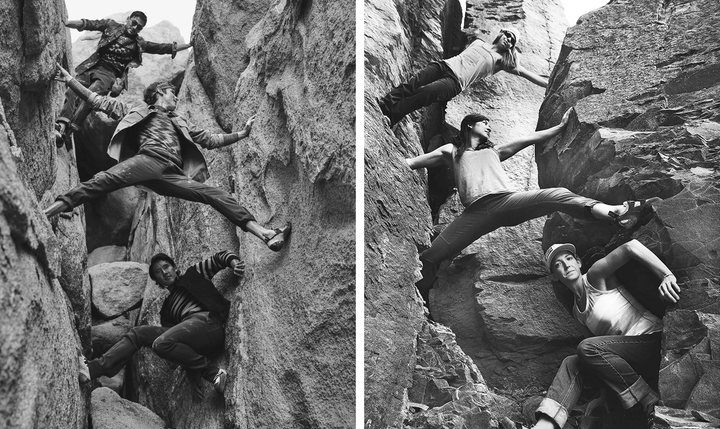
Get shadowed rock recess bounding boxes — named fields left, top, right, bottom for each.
left=366, top=0, right=719, bottom=428
left=0, top=0, right=355, bottom=428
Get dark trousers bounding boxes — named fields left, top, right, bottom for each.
left=88, top=312, right=225, bottom=382
left=379, top=62, right=462, bottom=125
left=537, top=333, right=662, bottom=428
left=56, top=154, right=256, bottom=231
left=57, top=65, right=117, bottom=131
left=416, top=188, right=600, bottom=298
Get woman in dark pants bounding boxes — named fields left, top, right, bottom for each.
left=379, top=29, right=547, bottom=126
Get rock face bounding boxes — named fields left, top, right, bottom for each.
left=91, top=387, right=165, bottom=429
left=535, top=0, right=720, bottom=426
left=364, top=0, right=445, bottom=426
left=90, top=262, right=150, bottom=319
left=0, top=0, right=90, bottom=428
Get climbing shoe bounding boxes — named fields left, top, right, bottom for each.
left=611, top=197, right=662, bottom=229
left=213, top=368, right=227, bottom=394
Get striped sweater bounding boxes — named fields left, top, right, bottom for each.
left=159, top=251, right=241, bottom=327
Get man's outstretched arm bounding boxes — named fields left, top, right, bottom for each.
left=192, top=250, right=244, bottom=280
left=55, top=63, right=130, bottom=120
left=188, top=115, right=256, bottom=150
left=495, top=107, right=572, bottom=161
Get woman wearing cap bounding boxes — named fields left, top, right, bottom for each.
left=502, top=240, right=680, bottom=429
left=378, top=29, right=547, bottom=126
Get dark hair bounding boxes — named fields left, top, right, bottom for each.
left=491, top=30, right=518, bottom=69
left=143, top=81, right=173, bottom=105
left=454, top=113, right=493, bottom=158
left=129, top=11, right=147, bottom=25
left=148, top=252, right=175, bottom=281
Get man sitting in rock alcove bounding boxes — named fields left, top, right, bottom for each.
left=55, top=11, right=193, bottom=149
left=80, top=250, right=244, bottom=395
left=48, top=64, right=291, bottom=251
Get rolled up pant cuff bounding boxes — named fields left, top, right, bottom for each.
left=536, top=397, right=568, bottom=428
left=618, top=377, right=657, bottom=409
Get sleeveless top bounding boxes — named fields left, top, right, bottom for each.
left=443, top=41, right=499, bottom=91
left=573, top=274, right=663, bottom=336
left=451, top=147, right=512, bottom=207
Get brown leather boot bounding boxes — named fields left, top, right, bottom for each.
left=43, top=200, right=71, bottom=217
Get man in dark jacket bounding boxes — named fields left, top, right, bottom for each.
left=48, top=64, right=291, bottom=251
left=80, top=250, right=244, bottom=394
left=56, top=11, right=192, bottom=148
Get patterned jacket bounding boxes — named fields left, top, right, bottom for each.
left=89, top=95, right=238, bottom=183
left=74, top=19, right=176, bottom=90
left=159, top=251, right=241, bottom=327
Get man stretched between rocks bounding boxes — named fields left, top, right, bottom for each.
left=48, top=63, right=291, bottom=251
left=80, top=250, right=245, bottom=394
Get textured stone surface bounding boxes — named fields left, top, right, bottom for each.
left=0, top=104, right=87, bottom=427
left=364, top=0, right=445, bottom=426
left=0, top=2, right=90, bottom=427
left=90, top=262, right=150, bottom=319
left=0, top=0, right=70, bottom=198
left=88, top=245, right=128, bottom=267
left=405, top=322, right=517, bottom=428
left=91, top=316, right=133, bottom=358
left=91, top=387, right=165, bottom=429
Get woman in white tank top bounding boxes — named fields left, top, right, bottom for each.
left=378, top=29, right=548, bottom=126
left=503, top=240, right=681, bottom=429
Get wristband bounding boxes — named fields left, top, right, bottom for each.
left=662, top=273, right=675, bottom=279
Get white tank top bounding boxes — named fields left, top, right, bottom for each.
left=451, top=147, right=512, bottom=207
left=573, top=274, right=663, bottom=336
left=443, top=41, right=499, bottom=91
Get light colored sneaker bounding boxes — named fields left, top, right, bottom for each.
left=213, top=369, right=227, bottom=394
left=78, top=355, right=90, bottom=384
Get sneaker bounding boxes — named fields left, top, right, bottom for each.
left=78, top=355, right=90, bottom=384
left=54, top=124, right=65, bottom=148
left=213, top=368, right=227, bottom=394
left=611, top=197, right=662, bottom=229
left=645, top=404, right=655, bottom=429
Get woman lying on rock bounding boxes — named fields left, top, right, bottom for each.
left=406, top=108, right=660, bottom=305
left=79, top=250, right=245, bottom=395
left=501, top=240, right=680, bottom=429
left=378, top=29, right=547, bottom=126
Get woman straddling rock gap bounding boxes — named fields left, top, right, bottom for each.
left=406, top=108, right=660, bottom=308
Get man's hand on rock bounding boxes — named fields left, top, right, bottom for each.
left=231, top=259, right=245, bottom=278
left=244, top=115, right=256, bottom=135
left=54, top=62, right=72, bottom=83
